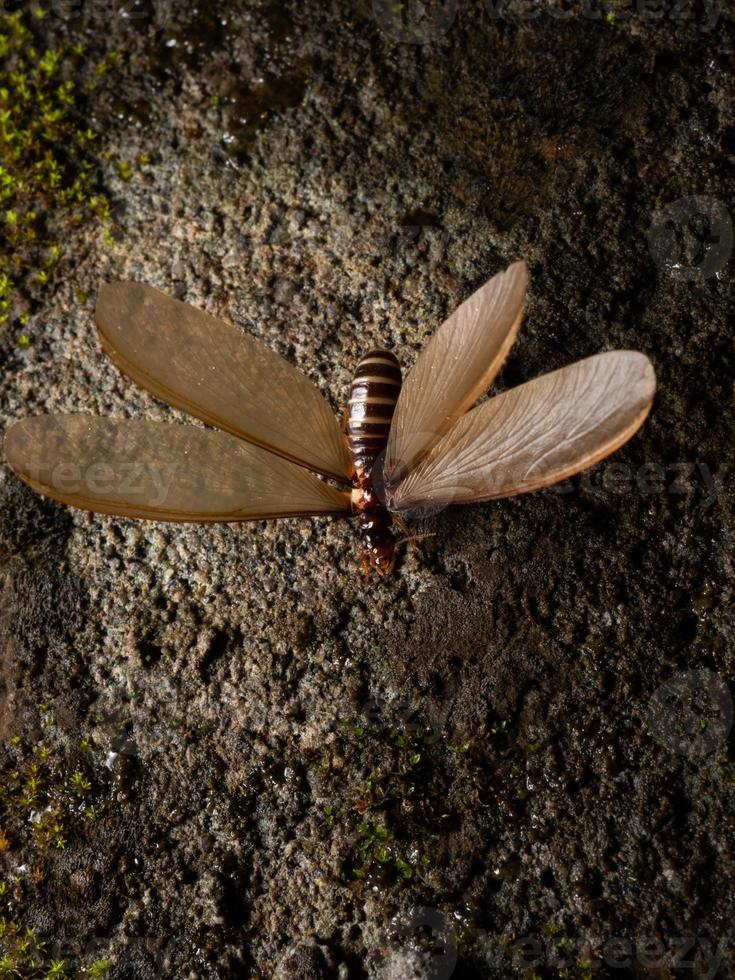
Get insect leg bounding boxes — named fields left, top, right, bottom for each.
left=392, top=515, right=436, bottom=559
left=360, top=551, right=373, bottom=580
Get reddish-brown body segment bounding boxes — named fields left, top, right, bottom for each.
left=347, top=349, right=402, bottom=575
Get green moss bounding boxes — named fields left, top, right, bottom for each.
left=0, top=738, right=106, bottom=857
left=394, top=857, right=413, bottom=879
left=0, top=920, right=51, bottom=978
left=93, top=52, right=119, bottom=79
left=0, top=9, right=115, bottom=333
left=86, top=961, right=113, bottom=979
left=0, top=908, right=114, bottom=978
left=321, top=711, right=446, bottom=886
left=0, top=734, right=118, bottom=978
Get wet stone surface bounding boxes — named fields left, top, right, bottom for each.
left=0, top=1, right=733, bottom=977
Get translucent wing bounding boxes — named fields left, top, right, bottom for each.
left=386, top=351, right=656, bottom=512
left=384, top=261, right=528, bottom=485
left=4, top=416, right=352, bottom=522
left=96, top=283, right=353, bottom=482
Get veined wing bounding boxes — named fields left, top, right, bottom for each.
left=387, top=351, right=656, bottom=512
left=96, top=283, right=353, bottom=482
left=4, top=416, right=352, bottom=522
left=384, top=261, right=528, bottom=485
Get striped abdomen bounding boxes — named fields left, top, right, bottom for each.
left=347, top=349, right=402, bottom=476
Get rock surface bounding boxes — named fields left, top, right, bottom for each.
left=1, top=1, right=733, bottom=977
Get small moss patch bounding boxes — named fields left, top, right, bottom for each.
left=0, top=734, right=117, bottom=977
left=0, top=8, right=111, bottom=336
left=317, top=709, right=447, bottom=887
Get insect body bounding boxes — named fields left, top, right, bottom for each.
left=347, top=350, right=402, bottom=574
left=4, top=262, right=657, bottom=575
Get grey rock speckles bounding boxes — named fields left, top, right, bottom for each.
left=1, top=2, right=733, bottom=977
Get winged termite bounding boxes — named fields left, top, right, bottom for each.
left=4, top=261, right=656, bottom=575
